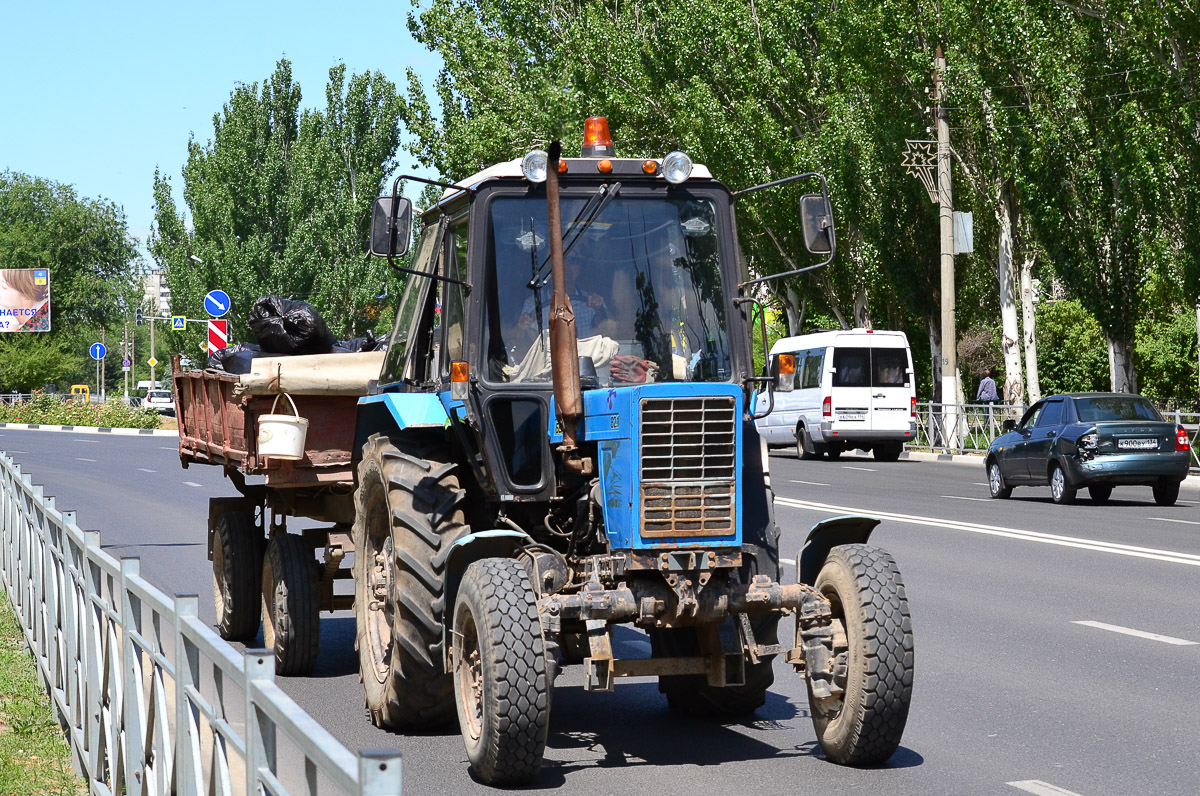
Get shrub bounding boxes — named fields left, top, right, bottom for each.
left=0, top=393, right=161, bottom=429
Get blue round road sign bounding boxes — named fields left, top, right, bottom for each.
left=204, top=289, right=231, bottom=318
left=89, top=343, right=107, bottom=360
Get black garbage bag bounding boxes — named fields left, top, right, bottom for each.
left=336, top=330, right=390, bottom=353
left=206, top=343, right=263, bottom=375
left=248, top=296, right=336, bottom=356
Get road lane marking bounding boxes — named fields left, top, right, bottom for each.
left=776, top=498, right=1200, bottom=567
left=842, top=466, right=876, bottom=472
left=75, top=457, right=97, bottom=462
left=1007, top=781, right=1083, bottom=796
left=942, top=495, right=989, bottom=502
left=182, top=481, right=203, bottom=487
left=789, top=480, right=830, bottom=486
left=974, top=482, right=989, bottom=487
left=138, top=468, right=156, bottom=473
left=1072, top=620, right=1197, bottom=646
left=159, top=446, right=177, bottom=451
left=1148, top=517, right=1200, bottom=526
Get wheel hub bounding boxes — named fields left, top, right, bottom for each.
left=457, top=618, right=484, bottom=741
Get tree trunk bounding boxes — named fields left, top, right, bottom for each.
left=853, top=286, right=871, bottom=329
left=1019, top=253, right=1041, bottom=403
left=1108, top=336, right=1137, bottom=393
left=928, top=314, right=942, bottom=403
left=783, top=283, right=803, bottom=336
left=820, top=272, right=850, bottom=330
left=997, top=187, right=1024, bottom=414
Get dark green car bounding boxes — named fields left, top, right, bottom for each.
left=984, top=393, right=1192, bottom=505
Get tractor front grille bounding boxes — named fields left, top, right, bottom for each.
left=639, top=396, right=736, bottom=538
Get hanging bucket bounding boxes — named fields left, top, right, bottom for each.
left=257, top=393, right=309, bottom=460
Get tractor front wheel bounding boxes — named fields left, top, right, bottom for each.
left=452, top=558, right=549, bottom=786
left=807, top=544, right=913, bottom=765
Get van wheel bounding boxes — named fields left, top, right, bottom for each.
left=797, top=426, right=820, bottom=460
left=873, top=442, right=903, bottom=462
left=826, top=444, right=842, bottom=461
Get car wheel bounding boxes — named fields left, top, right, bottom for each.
left=987, top=461, right=1012, bottom=499
left=1050, top=464, right=1076, bottom=505
left=1153, top=481, right=1180, bottom=507
left=1087, top=485, right=1112, bottom=504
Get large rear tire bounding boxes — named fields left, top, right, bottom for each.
left=212, top=511, right=263, bottom=642
left=453, top=558, right=549, bottom=786
left=352, top=434, right=469, bottom=730
left=261, top=534, right=320, bottom=676
left=807, top=544, right=912, bottom=765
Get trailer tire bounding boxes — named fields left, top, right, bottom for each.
left=212, top=511, right=263, bottom=642
left=353, top=434, right=469, bottom=730
left=807, top=544, right=912, bottom=765
left=261, top=534, right=320, bottom=676
left=452, top=558, right=549, bottom=785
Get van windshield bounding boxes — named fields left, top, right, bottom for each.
left=832, top=347, right=907, bottom=388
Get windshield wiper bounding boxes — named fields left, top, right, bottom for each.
left=527, top=182, right=622, bottom=289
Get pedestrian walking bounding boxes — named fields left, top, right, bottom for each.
left=977, top=368, right=998, bottom=404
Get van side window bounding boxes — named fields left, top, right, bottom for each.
left=833, top=348, right=869, bottom=387
left=802, top=350, right=823, bottom=389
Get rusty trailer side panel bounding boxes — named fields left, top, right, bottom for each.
left=174, top=364, right=359, bottom=487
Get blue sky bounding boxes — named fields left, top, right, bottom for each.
left=2, top=0, right=441, bottom=259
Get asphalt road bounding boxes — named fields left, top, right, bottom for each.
left=3, top=427, right=1199, bottom=795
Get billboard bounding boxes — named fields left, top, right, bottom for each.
left=0, top=268, right=51, bottom=332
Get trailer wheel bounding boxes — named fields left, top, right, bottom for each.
left=261, top=534, right=320, bottom=676
left=807, top=544, right=912, bottom=765
left=352, top=434, right=469, bottom=730
left=452, top=558, right=549, bottom=785
left=212, top=511, right=263, bottom=641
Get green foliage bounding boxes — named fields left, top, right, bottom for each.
left=1136, top=309, right=1197, bottom=405
left=150, top=59, right=408, bottom=353
left=0, top=393, right=161, bottom=429
left=0, top=336, right=81, bottom=392
left=0, top=597, right=86, bottom=794
left=1034, top=300, right=1109, bottom=395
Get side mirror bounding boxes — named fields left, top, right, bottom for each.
left=1002, top=419, right=1016, bottom=431
left=370, top=196, right=413, bottom=258
left=799, top=193, right=834, bottom=255
left=773, top=354, right=796, bottom=393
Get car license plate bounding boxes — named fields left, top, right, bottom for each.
left=838, top=413, right=865, bottom=421
left=1117, top=438, right=1158, bottom=450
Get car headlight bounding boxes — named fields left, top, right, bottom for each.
left=661, top=151, right=693, bottom=184
left=522, top=150, right=549, bottom=183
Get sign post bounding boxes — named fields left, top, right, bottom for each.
left=89, top=342, right=106, bottom=403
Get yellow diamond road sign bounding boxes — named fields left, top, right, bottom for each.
left=148, top=357, right=158, bottom=367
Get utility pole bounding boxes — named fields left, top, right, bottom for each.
left=934, top=45, right=961, bottom=450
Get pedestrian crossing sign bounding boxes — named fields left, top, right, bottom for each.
left=172, top=315, right=186, bottom=330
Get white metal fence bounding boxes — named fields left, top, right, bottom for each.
left=913, top=402, right=1200, bottom=469
left=0, top=451, right=403, bottom=795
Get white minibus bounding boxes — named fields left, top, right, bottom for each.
left=756, top=329, right=916, bottom=461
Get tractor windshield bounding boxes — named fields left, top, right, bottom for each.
left=484, top=193, right=733, bottom=385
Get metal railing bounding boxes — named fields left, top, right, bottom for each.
left=913, top=402, right=1200, bottom=469
left=0, top=451, right=403, bottom=795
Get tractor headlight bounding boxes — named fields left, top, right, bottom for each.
left=661, top=151, right=693, bottom=184
left=522, top=150, right=549, bottom=183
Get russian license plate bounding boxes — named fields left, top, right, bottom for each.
left=838, top=413, right=865, bottom=421
left=1117, top=438, right=1158, bottom=450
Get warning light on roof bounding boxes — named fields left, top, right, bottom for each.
left=581, top=117, right=615, bottom=158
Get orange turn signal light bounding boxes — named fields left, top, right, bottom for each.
left=777, top=354, right=795, bottom=376
left=558, top=160, right=568, bottom=173
left=597, top=159, right=613, bottom=173
left=451, top=361, right=469, bottom=382
left=642, top=160, right=657, bottom=174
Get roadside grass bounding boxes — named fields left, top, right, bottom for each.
left=0, top=596, right=85, bottom=795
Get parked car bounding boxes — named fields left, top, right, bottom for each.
left=984, top=392, right=1191, bottom=505
left=143, top=389, right=175, bottom=416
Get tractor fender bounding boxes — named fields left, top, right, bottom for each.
left=442, top=528, right=535, bottom=634
left=797, top=514, right=882, bottom=585
left=354, top=393, right=450, bottom=452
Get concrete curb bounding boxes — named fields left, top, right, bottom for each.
left=0, top=422, right=178, bottom=437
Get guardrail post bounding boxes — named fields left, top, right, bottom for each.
left=358, top=750, right=404, bottom=796
left=121, top=557, right=146, bottom=796
left=83, top=529, right=105, bottom=783
left=244, top=649, right=277, bottom=795
left=174, top=595, right=201, bottom=796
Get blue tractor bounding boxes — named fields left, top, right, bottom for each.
left=354, top=119, right=913, bottom=784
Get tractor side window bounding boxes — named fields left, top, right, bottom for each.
left=440, top=219, right=469, bottom=377
left=380, top=222, right=443, bottom=388
left=802, top=350, right=823, bottom=389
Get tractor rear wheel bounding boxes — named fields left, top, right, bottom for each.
left=261, top=534, right=320, bottom=676
left=352, top=434, right=469, bottom=730
left=212, top=510, right=263, bottom=641
left=807, top=544, right=912, bottom=765
left=452, top=558, right=549, bottom=785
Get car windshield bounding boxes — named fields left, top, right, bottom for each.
left=484, top=193, right=732, bottom=385
left=1073, top=395, right=1162, bottom=422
